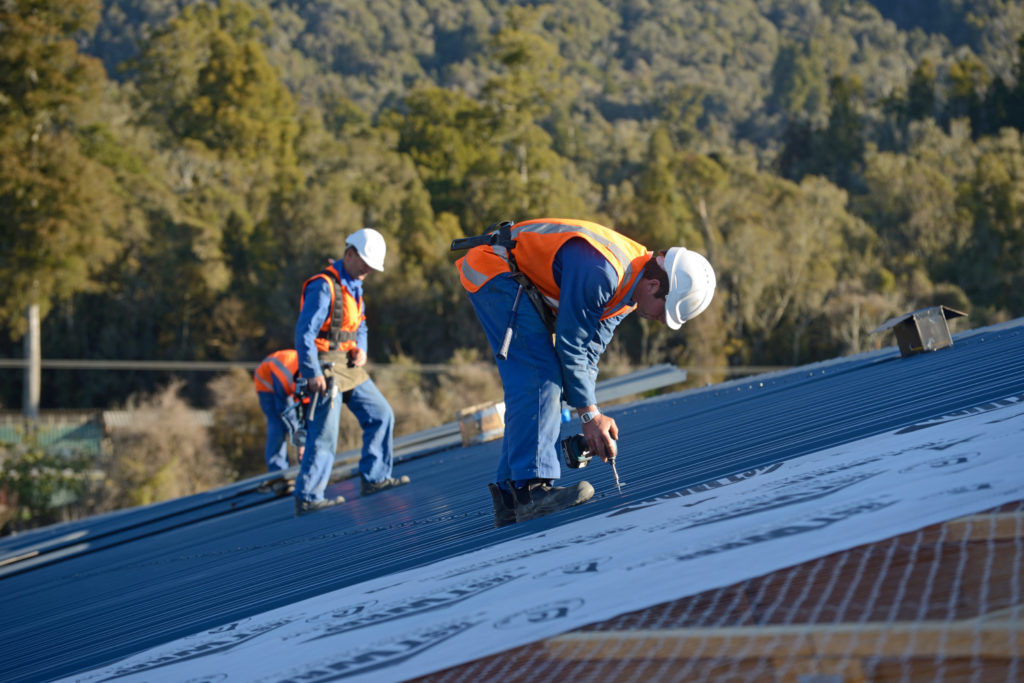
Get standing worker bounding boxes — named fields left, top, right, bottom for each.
left=253, top=348, right=305, bottom=472
left=455, top=218, right=716, bottom=526
left=293, top=228, right=410, bottom=516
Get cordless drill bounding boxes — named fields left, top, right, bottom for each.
left=561, top=433, right=622, bottom=493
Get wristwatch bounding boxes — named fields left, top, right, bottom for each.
left=580, top=409, right=600, bottom=424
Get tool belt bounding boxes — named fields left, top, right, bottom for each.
left=318, top=351, right=369, bottom=393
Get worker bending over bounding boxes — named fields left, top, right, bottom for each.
left=254, top=348, right=305, bottom=473
left=456, top=218, right=715, bottom=526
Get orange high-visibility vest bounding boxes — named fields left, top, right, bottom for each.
left=254, top=349, right=300, bottom=395
left=299, top=264, right=364, bottom=353
left=457, top=218, right=651, bottom=320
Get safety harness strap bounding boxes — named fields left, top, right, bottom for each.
left=321, top=268, right=358, bottom=351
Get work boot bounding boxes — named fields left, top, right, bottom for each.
left=509, top=478, right=595, bottom=523
left=294, top=495, right=346, bottom=516
left=360, top=474, right=411, bottom=496
left=258, top=477, right=293, bottom=496
left=488, top=483, right=516, bottom=528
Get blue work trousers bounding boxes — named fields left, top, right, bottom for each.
left=469, top=273, right=563, bottom=485
left=258, top=392, right=290, bottom=472
left=294, top=378, right=395, bottom=502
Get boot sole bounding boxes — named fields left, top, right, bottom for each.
left=360, top=476, right=411, bottom=496
left=294, top=496, right=346, bottom=516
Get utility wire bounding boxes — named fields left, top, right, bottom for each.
left=0, top=358, right=785, bottom=376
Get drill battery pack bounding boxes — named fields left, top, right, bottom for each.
left=560, top=433, right=592, bottom=469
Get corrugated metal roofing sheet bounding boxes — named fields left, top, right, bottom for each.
left=2, top=318, right=1023, bottom=682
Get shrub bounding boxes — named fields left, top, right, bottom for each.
left=208, top=368, right=274, bottom=479
left=100, top=381, right=231, bottom=510
left=0, top=431, right=95, bottom=535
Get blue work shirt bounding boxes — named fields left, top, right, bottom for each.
left=552, top=238, right=640, bottom=408
left=294, top=261, right=368, bottom=381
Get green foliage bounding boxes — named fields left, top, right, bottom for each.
left=0, top=429, right=94, bottom=533
left=208, top=368, right=268, bottom=479
left=393, top=87, right=487, bottom=217
left=103, top=382, right=231, bottom=509
left=2, top=0, right=1024, bottom=421
left=955, top=129, right=1024, bottom=316
left=769, top=39, right=828, bottom=122
left=0, top=0, right=125, bottom=338
left=780, top=75, right=868, bottom=188
left=130, top=1, right=298, bottom=167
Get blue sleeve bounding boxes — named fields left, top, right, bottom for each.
left=554, top=240, right=623, bottom=408
left=357, top=302, right=368, bottom=352
left=295, top=278, right=332, bottom=379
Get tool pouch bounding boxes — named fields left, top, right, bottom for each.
left=318, top=351, right=369, bottom=392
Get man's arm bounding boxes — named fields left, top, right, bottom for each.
left=295, top=277, right=332, bottom=391
left=554, top=240, right=621, bottom=460
left=350, top=307, right=369, bottom=367
left=554, top=240, right=617, bottom=406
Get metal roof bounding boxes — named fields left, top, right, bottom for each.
left=2, top=318, right=1024, bottom=682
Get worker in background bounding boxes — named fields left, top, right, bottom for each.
left=253, top=348, right=305, bottom=472
left=293, top=228, right=410, bottom=516
left=456, top=218, right=716, bottom=527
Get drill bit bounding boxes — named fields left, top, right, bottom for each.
left=607, top=439, right=622, bottom=494
left=610, top=458, right=622, bottom=495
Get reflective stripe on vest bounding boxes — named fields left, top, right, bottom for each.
left=456, top=218, right=650, bottom=320
left=254, top=349, right=300, bottom=395
left=300, top=265, right=363, bottom=353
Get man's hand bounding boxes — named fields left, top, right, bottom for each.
left=308, top=376, right=328, bottom=395
left=348, top=348, right=367, bottom=367
left=581, top=411, right=619, bottom=462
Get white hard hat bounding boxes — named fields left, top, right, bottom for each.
left=663, top=247, right=716, bottom=330
left=345, top=228, right=386, bottom=271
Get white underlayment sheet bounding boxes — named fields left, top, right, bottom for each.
left=65, top=395, right=1024, bottom=682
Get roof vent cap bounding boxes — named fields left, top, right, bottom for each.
left=871, top=305, right=967, bottom=358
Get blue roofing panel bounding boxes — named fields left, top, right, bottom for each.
left=2, top=318, right=1023, bottom=682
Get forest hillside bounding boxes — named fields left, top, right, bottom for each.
left=2, top=0, right=1023, bottom=411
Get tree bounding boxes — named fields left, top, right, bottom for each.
left=820, top=75, right=867, bottom=190
left=855, top=149, right=962, bottom=271
left=905, top=58, right=939, bottom=123
left=624, top=126, right=700, bottom=250
left=0, top=0, right=124, bottom=338
left=769, top=39, right=828, bottom=123
left=947, top=52, right=993, bottom=135
left=714, top=167, right=872, bottom=364
left=457, top=11, right=591, bottom=226
left=115, top=1, right=307, bottom=364
left=955, top=129, right=1024, bottom=316
left=392, top=87, right=487, bottom=218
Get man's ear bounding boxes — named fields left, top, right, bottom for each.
left=645, top=276, right=664, bottom=299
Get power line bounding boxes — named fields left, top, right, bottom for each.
left=0, top=359, right=466, bottom=372
left=0, top=358, right=258, bottom=371
left=0, top=358, right=786, bottom=376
